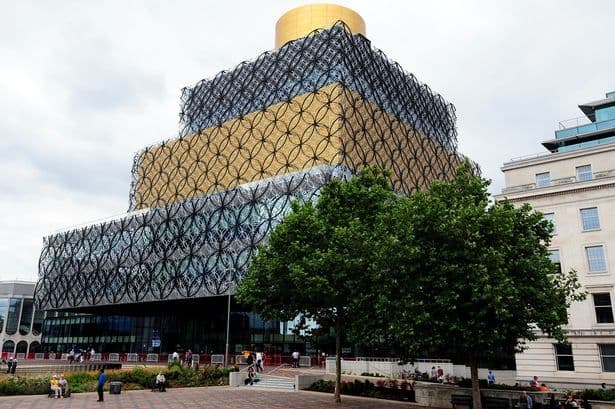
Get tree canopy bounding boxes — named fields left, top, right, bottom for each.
left=236, top=167, right=397, bottom=403
left=356, top=161, right=585, bottom=407
left=238, top=162, right=585, bottom=406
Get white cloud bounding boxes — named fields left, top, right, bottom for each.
left=1, top=0, right=614, bottom=281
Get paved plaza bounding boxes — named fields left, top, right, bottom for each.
left=0, top=386, right=427, bottom=409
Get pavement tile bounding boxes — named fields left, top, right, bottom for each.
left=0, top=386, right=429, bottom=409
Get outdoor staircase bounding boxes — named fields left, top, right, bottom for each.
left=249, top=375, right=295, bottom=391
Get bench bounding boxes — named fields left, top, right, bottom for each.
left=452, top=394, right=473, bottom=409
left=483, top=397, right=510, bottom=409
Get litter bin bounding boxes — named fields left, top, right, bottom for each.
left=109, top=381, right=122, bottom=394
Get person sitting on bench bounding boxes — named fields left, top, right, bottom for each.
left=50, top=375, right=63, bottom=398
left=155, top=373, right=166, bottom=392
left=59, top=374, right=69, bottom=397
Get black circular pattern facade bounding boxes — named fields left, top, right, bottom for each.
left=35, top=23, right=474, bottom=310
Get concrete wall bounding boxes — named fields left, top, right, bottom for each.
left=326, top=359, right=516, bottom=385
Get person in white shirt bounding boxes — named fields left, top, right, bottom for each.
left=291, top=351, right=300, bottom=368
left=255, top=352, right=263, bottom=372
left=155, top=373, right=166, bottom=392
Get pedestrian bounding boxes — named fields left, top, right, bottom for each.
left=430, top=366, right=437, bottom=380
left=564, top=392, right=578, bottom=409
left=172, top=350, right=179, bottom=363
left=549, top=393, right=560, bottom=409
left=6, top=356, right=13, bottom=374
left=185, top=349, right=193, bottom=368
left=529, top=375, right=539, bottom=388
left=602, top=383, right=608, bottom=391
left=291, top=350, right=300, bottom=368
left=487, top=370, right=496, bottom=384
left=256, top=351, right=263, bottom=372
left=520, top=391, right=533, bottom=409
left=437, top=365, right=444, bottom=382
left=10, top=358, right=17, bottom=374
left=247, top=350, right=254, bottom=365
left=97, top=368, right=107, bottom=402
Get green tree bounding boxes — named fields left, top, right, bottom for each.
left=236, top=167, right=397, bottom=404
left=361, top=161, right=585, bottom=408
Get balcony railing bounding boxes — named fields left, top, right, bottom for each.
left=502, top=169, right=615, bottom=194
left=555, top=118, right=615, bottom=140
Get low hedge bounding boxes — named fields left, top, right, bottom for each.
left=0, top=364, right=238, bottom=396
left=583, top=389, right=615, bottom=401
left=308, top=379, right=415, bottom=402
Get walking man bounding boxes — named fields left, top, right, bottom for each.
left=97, top=368, right=107, bottom=402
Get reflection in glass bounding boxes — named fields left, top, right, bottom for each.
left=5, top=298, right=22, bottom=335
left=19, top=299, right=34, bottom=335
left=32, top=309, right=45, bottom=336
left=0, top=298, right=8, bottom=334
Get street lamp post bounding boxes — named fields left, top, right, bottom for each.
left=224, top=290, right=231, bottom=368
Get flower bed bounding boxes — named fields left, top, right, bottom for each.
left=0, top=364, right=238, bottom=396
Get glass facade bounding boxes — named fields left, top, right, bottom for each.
left=31, top=308, right=44, bottom=336
left=596, top=105, right=615, bottom=122
left=19, top=299, right=33, bottom=335
left=5, top=298, right=22, bottom=335
left=0, top=298, right=8, bottom=334
left=41, top=297, right=328, bottom=355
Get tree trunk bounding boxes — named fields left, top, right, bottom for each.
left=334, top=314, right=342, bottom=404
left=470, top=353, right=482, bottom=409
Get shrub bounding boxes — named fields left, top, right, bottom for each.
left=584, top=389, right=615, bottom=401
left=0, top=364, right=237, bottom=396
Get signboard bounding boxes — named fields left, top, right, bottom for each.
left=152, top=339, right=161, bottom=347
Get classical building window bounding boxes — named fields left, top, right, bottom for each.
left=576, top=165, right=592, bottom=181
left=549, top=249, right=562, bottom=274
left=543, top=213, right=556, bottom=234
left=536, top=172, right=551, bottom=188
left=580, top=207, right=600, bottom=231
left=554, top=343, right=575, bottom=371
left=593, top=293, right=615, bottom=323
left=600, top=344, right=615, bottom=372
left=586, top=245, right=607, bottom=273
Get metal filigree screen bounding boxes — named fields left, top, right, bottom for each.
left=35, top=23, right=470, bottom=310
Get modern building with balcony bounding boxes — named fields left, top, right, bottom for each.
left=0, top=281, right=44, bottom=357
left=496, top=91, right=615, bottom=387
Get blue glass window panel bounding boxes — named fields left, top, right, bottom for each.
left=576, top=165, right=592, bottom=181
left=536, top=172, right=551, bottom=188
left=596, top=106, right=615, bottom=122
left=0, top=298, right=8, bottom=334
left=5, top=298, right=22, bottom=335
left=558, top=136, right=615, bottom=153
left=581, top=207, right=600, bottom=231
left=586, top=246, right=607, bottom=273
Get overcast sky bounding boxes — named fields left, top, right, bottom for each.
left=1, top=0, right=614, bottom=282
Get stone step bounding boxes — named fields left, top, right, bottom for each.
left=248, top=375, right=295, bottom=390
